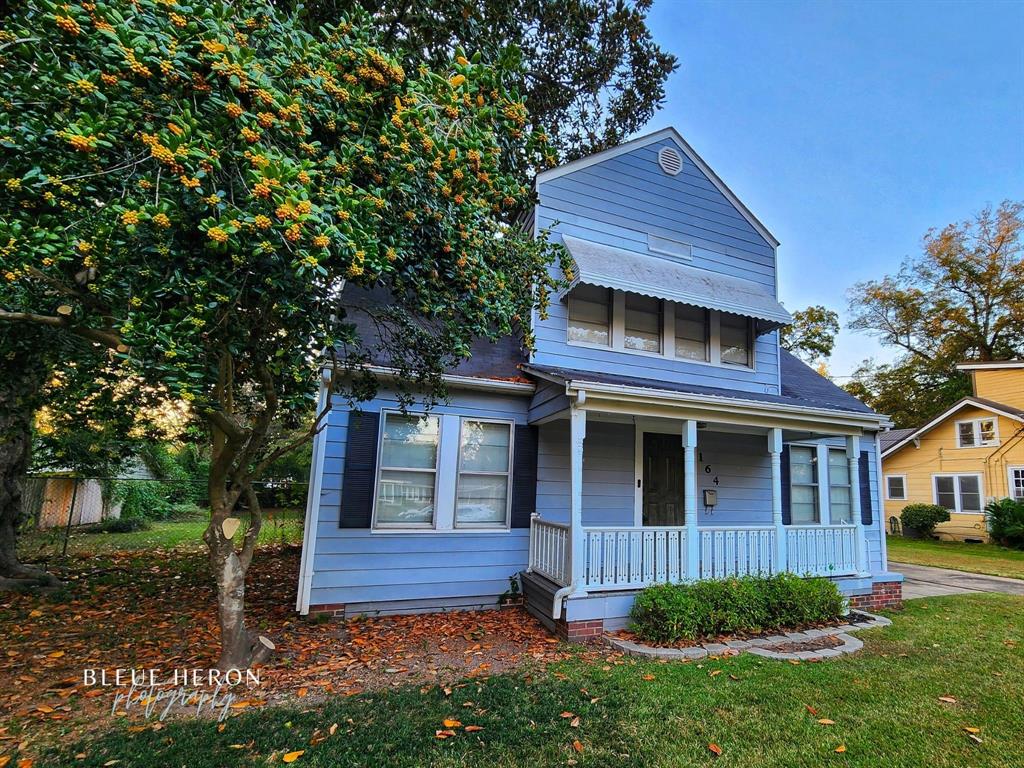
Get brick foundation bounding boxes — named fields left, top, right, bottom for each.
left=307, top=603, right=346, bottom=619
left=555, top=618, right=604, bottom=642
left=847, top=581, right=902, bottom=611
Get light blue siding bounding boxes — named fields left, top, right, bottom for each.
left=308, top=387, right=532, bottom=615
left=536, top=421, right=635, bottom=527
left=533, top=136, right=781, bottom=394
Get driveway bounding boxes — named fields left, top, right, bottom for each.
left=893, top=562, right=1024, bottom=599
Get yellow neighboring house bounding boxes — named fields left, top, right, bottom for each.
left=881, top=361, right=1024, bottom=542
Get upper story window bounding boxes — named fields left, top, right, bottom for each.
left=956, top=418, right=998, bottom=448
left=720, top=312, right=752, bottom=367
left=624, top=293, right=662, bottom=353
left=567, top=284, right=611, bottom=347
left=675, top=305, right=708, bottom=361
left=375, top=413, right=440, bottom=528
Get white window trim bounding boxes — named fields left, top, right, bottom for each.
left=566, top=288, right=756, bottom=372
left=371, top=409, right=441, bottom=531
left=1008, top=466, right=1024, bottom=501
left=885, top=474, right=908, bottom=501
left=932, top=473, right=985, bottom=514
left=955, top=417, right=999, bottom=448
left=454, top=417, right=514, bottom=530
left=566, top=285, right=612, bottom=350
left=788, top=442, right=822, bottom=525
left=826, top=447, right=853, bottom=525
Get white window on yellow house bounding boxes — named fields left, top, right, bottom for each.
left=885, top=475, right=907, bottom=501
left=1009, top=467, right=1024, bottom=501
left=933, top=474, right=983, bottom=514
left=955, top=418, right=998, bottom=448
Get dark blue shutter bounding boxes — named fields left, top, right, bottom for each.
left=780, top=445, right=791, bottom=525
left=339, top=411, right=380, bottom=528
left=858, top=450, right=873, bottom=526
left=510, top=425, right=538, bottom=528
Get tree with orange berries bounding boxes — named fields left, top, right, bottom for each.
left=0, top=0, right=567, bottom=669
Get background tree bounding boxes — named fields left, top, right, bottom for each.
left=780, top=304, right=840, bottom=366
left=845, top=201, right=1023, bottom=426
left=0, top=1, right=567, bottom=669
left=303, top=0, right=678, bottom=161
left=842, top=357, right=971, bottom=428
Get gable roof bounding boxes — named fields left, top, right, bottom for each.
left=880, top=396, right=1024, bottom=458
left=535, top=127, right=780, bottom=248
left=778, top=350, right=878, bottom=414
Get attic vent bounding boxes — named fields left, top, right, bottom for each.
left=657, top=146, right=683, bottom=176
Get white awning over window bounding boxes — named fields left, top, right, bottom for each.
left=560, top=235, right=793, bottom=330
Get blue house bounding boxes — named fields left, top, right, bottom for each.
left=295, top=128, right=902, bottom=639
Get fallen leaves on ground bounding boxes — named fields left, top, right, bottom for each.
left=1, top=546, right=608, bottom=763
left=708, top=743, right=723, bottom=756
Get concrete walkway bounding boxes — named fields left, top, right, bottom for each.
left=893, top=562, right=1024, bottom=599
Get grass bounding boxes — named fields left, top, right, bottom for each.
left=887, top=535, right=1024, bottom=580
left=18, top=511, right=303, bottom=561
left=51, top=593, right=1024, bottom=768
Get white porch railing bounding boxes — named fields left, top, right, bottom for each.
left=582, top=527, right=688, bottom=590
left=529, top=518, right=861, bottom=590
left=698, top=526, right=776, bottom=579
left=528, top=517, right=570, bottom=586
left=786, top=525, right=858, bottom=577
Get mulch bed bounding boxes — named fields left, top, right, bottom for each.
left=768, top=635, right=844, bottom=654
left=0, top=545, right=615, bottom=759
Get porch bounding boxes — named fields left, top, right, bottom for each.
left=521, top=380, right=886, bottom=626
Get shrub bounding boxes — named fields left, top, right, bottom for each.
left=900, top=504, right=951, bottom=537
left=87, top=517, right=151, bottom=534
left=630, top=574, right=845, bottom=644
left=112, top=480, right=172, bottom=520
left=986, top=498, right=1024, bottom=549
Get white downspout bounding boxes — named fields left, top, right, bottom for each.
left=295, top=369, right=331, bottom=614
left=874, top=431, right=890, bottom=574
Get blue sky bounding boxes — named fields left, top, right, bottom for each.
left=642, top=0, right=1024, bottom=378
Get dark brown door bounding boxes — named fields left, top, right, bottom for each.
left=643, top=432, right=685, bottom=527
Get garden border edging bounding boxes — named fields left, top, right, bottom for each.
left=603, top=610, right=891, bottom=661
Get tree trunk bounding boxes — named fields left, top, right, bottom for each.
left=0, top=341, right=60, bottom=591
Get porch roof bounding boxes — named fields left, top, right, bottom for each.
left=559, top=235, right=793, bottom=330
left=524, top=351, right=887, bottom=426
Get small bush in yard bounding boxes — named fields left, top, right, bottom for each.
left=986, top=498, right=1024, bottom=549
left=900, top=503, right=951, bottom=537
left=630, top=574, right=845, bottom=644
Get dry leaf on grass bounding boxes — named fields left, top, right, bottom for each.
left=572, top=740, right=584, bottom=753
left=818, top=719, right=835, bottom=725
left=834, top=745, right=847, bottom=754
left=708, top=743, right=723, bottom=756
left=938, top=696, right=958, bottom=704
left=282, top=751, right=305, bottom=763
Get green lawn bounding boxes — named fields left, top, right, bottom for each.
left=887, top=535, right=1024, bottom=580
left=19, top=512, right=303, bottom=561
left=54, top=593, right=1024, bottom=768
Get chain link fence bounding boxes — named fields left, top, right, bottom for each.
left=18, top=475, right=307, bottom=561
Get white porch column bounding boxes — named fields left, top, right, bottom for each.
left=769, top=428, right=787, bottom=574
left=569, top=405, right=588, bottom=593
left=683, top=420, right=700, bottom=580
left=847, top=435, right=869, bottom=576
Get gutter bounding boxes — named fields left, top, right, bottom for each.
left=329, top=363, right=535, bottom=395
left=295, top=369, right=331, bottom=615
left=539, top=373, right=891, bottom=430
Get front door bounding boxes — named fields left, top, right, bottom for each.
left=643, top=432, right=686, bottom=526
